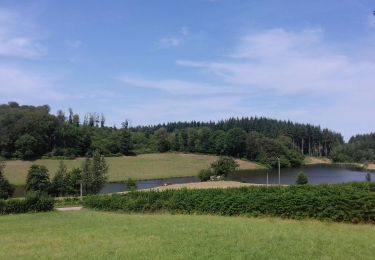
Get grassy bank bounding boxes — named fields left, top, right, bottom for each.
left=304, top=156, right=332, bottom=165
left=0, top=210, right=373, bottom=259
left=304, top=156, right=375, bottom=172
left=3, top=153, right=265, bottom=185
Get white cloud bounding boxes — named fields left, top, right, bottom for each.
left=118, top=75, right=247, bottom=96
left=0, top=66, right=67, bottom=102
left=0, top=8, right=47, bottom=59
left=177, top=29, right=375, bottom=98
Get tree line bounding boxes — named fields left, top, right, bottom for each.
left=0, top=151, right=108, bottom=199
left=331, top=133, right=375, bottom=163
left=133, top=117, right=344, bottom=157
left=0, top=102, right=347, bottom=168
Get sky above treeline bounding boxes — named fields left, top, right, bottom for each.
left=0, top=0, right=374, bottom=140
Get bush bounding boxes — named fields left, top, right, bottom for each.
left=0, top=160, right=14, bottom=199
left=126, top=178, right=137, bottom=191
left=296, top=172, right=308, bottom=185
left=211, top=157, right=239, bottom=177
left=198, top=169, right=212, bottom=182
left=0, top=192, right=54, bottom=215
left=84, top=182, right=375, bottom=223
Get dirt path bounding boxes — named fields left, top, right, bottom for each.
left=55, top=207, right=83, bottom=212
left=151, top=181, right=271, bottom=191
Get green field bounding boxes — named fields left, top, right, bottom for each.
left=0, top=210, right=374, bottom=259
left=3, top=153, right=265, bottom=185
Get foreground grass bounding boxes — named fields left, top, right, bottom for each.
left=0, top=210, right=374, bottom=259
left=3, top=153, right=265, bottom=185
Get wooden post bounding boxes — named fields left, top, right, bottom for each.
left=80, top=182, right=83, bottom=201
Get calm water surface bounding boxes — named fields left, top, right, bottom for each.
left=12, top=165, right=374, bottom=197
left=228, top=166, right=375, bottom=185
left=100, top=165, right=374, bottom=194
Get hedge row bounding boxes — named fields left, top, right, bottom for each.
left=0, top=192, right=54, bottom=215
left=84, top=182, right=375, bottom=223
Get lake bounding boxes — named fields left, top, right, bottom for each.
left=12, top=165, right=374, bottom=197
left=100, top=165, right=374, bottom=194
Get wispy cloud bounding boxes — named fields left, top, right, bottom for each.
left=175, top=28, right=375, bottom=138
left=0, top=66, right=67, bottom=102
left=118, top=74, right=251, bottom=97
left=177, top=29, right=375, bottom=96
left=158, top=37, right=182, bottom=48
left=0, top=8, right=47, bottom=59
left=66, top=40, right=83, bottom=49
left=157, top=26, right=190, bottom=49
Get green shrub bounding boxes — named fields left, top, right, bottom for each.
left=126, top=178, right=137, bottom=191
left=0, top=160, right=14, bottom=199
left=296, top=172, right=308, bottom=185
left=198, top=169, right=212, bottom=182
left=0, top=192, right=54, bottom=215
left=84, top=182, right=375, bottom=223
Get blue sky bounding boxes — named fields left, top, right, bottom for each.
left=0, top=0, right=374, bottom=140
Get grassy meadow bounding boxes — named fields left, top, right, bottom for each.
left=3, top=153, right=266, bottom=185
left=0, top=210, right=374, bottom=259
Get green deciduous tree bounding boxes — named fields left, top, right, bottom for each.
left=51, top=161, right=68, bottom=197
left=15, top=134, right=39, bottom=159
left=225, top=128, right=247, bottom=157
left=211, top=157, right=239, bottom=177
left=26, top=165, right=51, bottom=193
left=65, top=168, right=82, bottom=195
left=154, top=128, right=170, bottom=152
left=81, top=150, right=108, bottom=195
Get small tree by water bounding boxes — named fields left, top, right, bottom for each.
left=211, top=157, right=239, bottom=177
left=126, top=178, right=137, bottom=191
left=296, top=172, right=308, bottom=185
left=365, top=173, right=371, bottom=182
left=198, top=168, right=212, bottom=182
left=81, top=150, right=108, bottom=195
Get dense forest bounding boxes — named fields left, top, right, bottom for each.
left=0, top=101, right=361, bottom=168
left=331, top=133, right=375, bottom=163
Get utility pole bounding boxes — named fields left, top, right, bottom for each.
left=80, top=181, right=83, bottom=201
left=266, top=172, right=269, bottom=187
